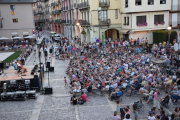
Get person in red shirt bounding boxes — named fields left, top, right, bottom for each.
left=78, top=92, right=87, bottom=104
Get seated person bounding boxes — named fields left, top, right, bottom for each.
left=109, top=90, right=122, bottom=101
left=126, top=81, right=141, bottom=96
left=70, top=94, right=78, bottom=105
left=78, top=92, right=87, bottom=104
left=172, top=86, right=180, bottom=103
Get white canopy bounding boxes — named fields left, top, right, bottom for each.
left=24, top=36, right=36, bottom=39
left=13, top=37, right=24, bottom=39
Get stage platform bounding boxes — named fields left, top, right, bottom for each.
left=0, top=65, right=35, bottom=81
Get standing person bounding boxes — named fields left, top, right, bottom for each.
left=6, top=62, right=9, bottom=69
left=153, top=89, right=160, bottom=110
left=64, top=77, right=68, bottom=87
left=145, top=37, right=148, bottom=46
left=113, top=111, right=121, bottom=120
left=133, top=104, right=138, bottom=120
left=116, top=101, right=123, bottom=115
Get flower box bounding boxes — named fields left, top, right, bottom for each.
left=137, top=22, right=148, bottom=26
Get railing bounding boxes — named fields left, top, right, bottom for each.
left=50, top=20, right=54, bottom=23
left=62, top=20, right=66, bottom=24
left=99, top=0, right=110, bottom=7
left=37, top=11, right=43, bottom=14
left=74, top=3, right=77, bottom=8
left=57, top=10, right=61, bottom=14
left=55, top=19, right=61, bottom=23
left=100, top=19, right=110, bottom=26
left=66, top=6, right=68, bottom=10
left=169, top=21, right=180, bottom=28
left=69, top=5, right=71, bottom=10
left=51, top=2, right=55, bottom=7
left=170, top=5, right=180, bottom=11
left=79, top=20, right=90, bottom=26
left=37, top=4, right=42, bottom=8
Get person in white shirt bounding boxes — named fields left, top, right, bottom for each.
left=148, top=112, right=156, bottom=120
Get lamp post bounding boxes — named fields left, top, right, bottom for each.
left=98, top=7, right=101, bottom=40
left=168, top=27, right=171, bottom=47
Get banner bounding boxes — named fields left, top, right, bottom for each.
left=11, top=9, right=15, bottom=15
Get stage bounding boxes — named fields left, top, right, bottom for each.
left=0, top=65, right=44, bottom=90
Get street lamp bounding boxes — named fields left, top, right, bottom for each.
left=76, top=22, right=80, bottom=26
left=98, top=7, right=101, bottom=40
left=168, top=27, right=171, bottom=46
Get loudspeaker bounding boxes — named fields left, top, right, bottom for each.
left=34, top=75, right=38, bottom=78
left=49, top=49, right=52, bottom=53
left=45, top=51, right=47, bottom=57
left=49, top=67, right=54, bottom=72
left=44, top=87, right=53, bottom=94
left=46, top=62, right=50, bottom=69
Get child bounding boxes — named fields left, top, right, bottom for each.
left=6, top=62, right=9, bottom=69
left=64, top=77, right=68, bottom=87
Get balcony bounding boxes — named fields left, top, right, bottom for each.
left=55, top=19, right=62, bottom=23
left=37, top=11, right=43, bottom=14
left=71, top=5, right=73, bottom=9
left=62, top=20, right=66, bottom=24
left=37, top=4, right=42, bottom=8
left=99, top=19, right=110, bottom=26
left=79, top=20, right=90, bottom=26
left=74, top=3, right=77, bottom=8
left=99, top=0, right=110, bottom=7
left=35, top=19, right=45, bottom=23
left=170, top=5, right=180, bottom=13
left=50, top=20, right=54, bottom=23
left=51, top=2, right=55, bottom=7
left=56, top=10, right=61, bottom=14
left=66, top=6, right=68, bottom=10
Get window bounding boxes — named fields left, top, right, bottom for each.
left=125, top=0, right=128, bottom=8
left=136, top=16, right=146, bottom=24
left=135, top=0, right=141, bottom=5
left=115, top=10, right=118, bottom=19
left=148, top=0, right=154, bottom=5
left=160, top=0, right=166, bottom=4
left=124, top=17, right=126, bottom=23
left=10, top=5, right=15, bottom=9
left=127, top=17, right=129, bottom=25
left=13, top=18, right=18, bottom=23
left=99, top=10, right=107, bottom=21
left=154, top=15, right=164, bottom=23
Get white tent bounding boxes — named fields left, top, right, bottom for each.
left=0, top=37, right=12, bottom=40
left=24, top=36, right=36, bottom=39
left=13, top=37, right=23, bottom=39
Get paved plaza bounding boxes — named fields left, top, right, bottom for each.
left=0, top=34, right=179, bottom=120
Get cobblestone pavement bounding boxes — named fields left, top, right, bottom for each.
left=0, top=33, right=179, bottom=120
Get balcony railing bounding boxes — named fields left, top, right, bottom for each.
left=68, top=5, right=71, bottom=10
left=56, top=10, right=61, bottom=14
left=99, top=0, right=110, bottom=7
left=66, top=6, right=68, bottom=10
left=37, top=11, right=43, bottom=14
left=74, top=3, right=77, bottom=8
left=169, top=21, right=180, bottom=28
left=62, top=20, right=66, bottom=24
left=50, top=20, right=54, bottom=23
left=37, top=4, right=42, bottom=8
left=99, top=19, right=110, bottom=26
left=51, top=2, right=55, bottom=7
left=36, top=0, right=45, bottom=2
left=55, top=19, right=62, bottom=23
left=79, top=20, right=90, bottom=26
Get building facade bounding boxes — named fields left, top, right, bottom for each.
left=74, top=0, right=122, bottom=43
left=62, top=0, right=72, bottom=41
left=0, top=0, right=35, bottom=38
left=50, top=0, right=63, bottom=34
left=121, top=0, right=171, bottom=44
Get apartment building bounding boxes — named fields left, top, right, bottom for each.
left=34, top=0, right=46, bottom=30
left=50, top=0, right=63, bottom=34
left=62, top=0, right=72, bottom=40
left=71, top=0, right=122, bottom=43
left=0, top=0, right=35, bottom=38
left=121, top=0, right=171, bottom=44
left=169, top=0, right=180, bottom=42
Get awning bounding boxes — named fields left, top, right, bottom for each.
left=23, top=32, right=29, bottom=35
left=11, top=32, right=18, bottom=35
left=119, top=30, right=129, bottom=34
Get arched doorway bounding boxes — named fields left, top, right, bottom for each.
left=86, top=29, right=90, bottom=43
left=105, top=29, right=119, bottom=40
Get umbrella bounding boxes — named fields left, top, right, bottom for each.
left=0, top=37, right=12, bottom=40
left=13, top=37, right=23, bottom=39
left=24, top=36, right=36, bottom=39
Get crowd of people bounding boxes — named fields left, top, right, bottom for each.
left=62, top=37, right=180, bottom=120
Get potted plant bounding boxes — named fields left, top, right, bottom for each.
left=123, top=23, right=127, bottom=25
left=154, top=22, right=159, bottom=26
left=160, top=21, right=165, bottom=25
left=81, top=30, right=86, bottom=34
